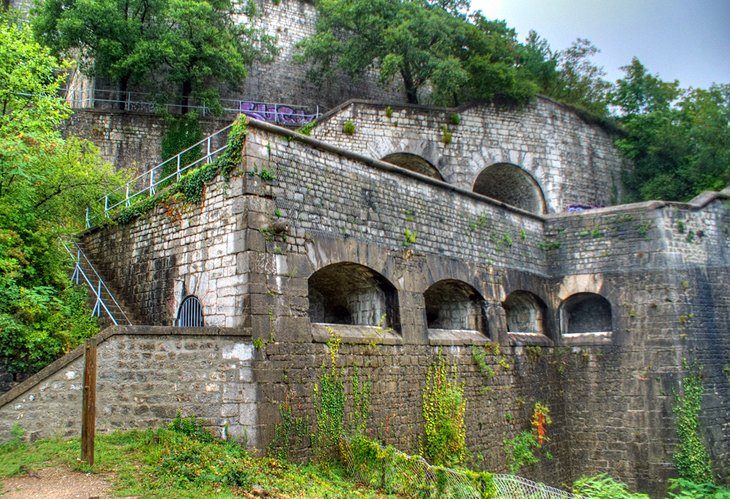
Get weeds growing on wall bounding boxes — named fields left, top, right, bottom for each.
left=422, top=351, right=466, bottom=467
left=115, top=117, right=247, bottom=225
left=312, top=329, right=345, bottom=462
left=504, top=402, right=553, bottom=474
left=159, top=113, right=203, bottom=187
left=672, top=361, right=714, bottom=484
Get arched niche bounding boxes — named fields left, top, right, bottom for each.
left=503, top=291, right=548, bottom=335
left=473, top=163, right=546, bottom=214
left=176, top=295, right=204, bottom=327
left=308, top=262, right=400, bottom=330
left=424, top=280, right=488, bottom=334
left=561, top=293, right=612, bottom=335
left=382, top=153, right=444, bottom=180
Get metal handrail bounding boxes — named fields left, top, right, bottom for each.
left=63, top=240, right=132, bottom=326
left=86, top=123, right=233, bottom=229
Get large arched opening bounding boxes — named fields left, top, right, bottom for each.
left=308, top=262, right=400, bottom=330
left=473, top=163, right=546, bottom=214
left=382, top=153, right=444, bottom=180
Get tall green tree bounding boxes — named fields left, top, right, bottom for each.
left=297, top=0, right=540, bottom=106
left=32, top=0, right=276, bottom=111
left=613, top=59, right=729, bottom=201
left=0, top=16, right=126, bottom=373
left=550, top=38, right=612, bottom=116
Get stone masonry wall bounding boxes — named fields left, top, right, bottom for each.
left=82, top=174, right=249, bottom=328
left=311, top=99, right=627, bottom=213
left=2, top=118, right=725, bottom=497
left=233, top=0, right=405, bottom=110
left=0, top=327, right=258, bottom=445
left=64, top=111, right=232, bottom=177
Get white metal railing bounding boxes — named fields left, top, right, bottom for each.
left=63, top=240, right=132, bottom=326
left=65, top=88, right=320, bottom=124
left=86, top=123, right=233, bottom=229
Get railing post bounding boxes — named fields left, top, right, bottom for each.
left=125, top=184, right=130, bottom=206
left=207, top=137, right=212, bottom=164
left=274, top=104, right=279, bottom=124
left=149, top=169, right=156, bottom=197
left=104, top=195, right=109, bottom=218
left=176, top=155, right=181, bottom=180
left=85, top=207, right=91, bottom=229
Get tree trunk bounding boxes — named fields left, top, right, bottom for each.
left=181, top=80, right=192, bottom=115
left=401, top=69, right=419, bottom=104
left=118, top=76, right=129, bottom=111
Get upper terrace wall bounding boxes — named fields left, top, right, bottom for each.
left=235, top=0, right=405, bottom=110
left=311, top=99, right=627, bottom=214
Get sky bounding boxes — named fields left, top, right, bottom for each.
left=472, top=0, right=730, bottom=90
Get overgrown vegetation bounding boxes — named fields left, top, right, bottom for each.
left=0, top=417, right=376, bottom=498
left=159, top=113, right=203, bottom=186
left=0, top=15, right=127, bottom=375
left=114, top=116, right=247, bottom=224
left=33, top=0, right=277, bottom=112
left=672, top=362, right=714, bottom=484
left=504, top=402, right=552, bottom=474
left=422, top=351, right=466, bottom=467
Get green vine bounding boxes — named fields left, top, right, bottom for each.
left=312, top=328, right=346, bottom=461
left=114, top=117, right=247, bottom=225
left=673, top=361, right=714, bottom=483
left=422, top=351, right=466, bottom=467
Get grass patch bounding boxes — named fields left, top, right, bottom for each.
left=0, top=423, right=378, bottom=498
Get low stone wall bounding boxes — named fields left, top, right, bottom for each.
left=0, top=327, right=257, bottom=445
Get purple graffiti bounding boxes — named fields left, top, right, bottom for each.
left=240, top=101, right=316, bottom=126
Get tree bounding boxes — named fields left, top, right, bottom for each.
left=0, top=16, right=127, bottom=373
left=297, top=0, right=540, bottom=106
left=550, top=38, right=612, bottom=116
left=32, top=0, right=276, bottom=111
left=612, top=59, right=730, bottom=201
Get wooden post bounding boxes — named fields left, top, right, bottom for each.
left=81, top=341, right=97, bottom=466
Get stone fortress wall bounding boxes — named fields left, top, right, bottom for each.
left=2, top=102, right=728, bottom=496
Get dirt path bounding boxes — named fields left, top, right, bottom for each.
left=0, top=466, right=121, bottom=499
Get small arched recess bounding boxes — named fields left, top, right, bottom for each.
left=382, top=153, right=444, bottom=180
left=503, top=291, right=548, bottom=336
left=176, top=295, right=204, bottom=327
left=561, top=293, right=612, bottom=336
left=473, top=163, right=546, bottom=214
left=308, top=262, right=400, bottom=330
left=424, top=280, right=488, bottom=335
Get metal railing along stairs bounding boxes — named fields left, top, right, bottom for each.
left=85, top=123, right=233, bottom=229
left=63, top=240, right=132, bottom=326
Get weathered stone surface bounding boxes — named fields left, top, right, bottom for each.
left=2, top=102, right=728, bottom=499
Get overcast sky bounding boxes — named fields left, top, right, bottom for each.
left=472, top=0, right=730, bottom=90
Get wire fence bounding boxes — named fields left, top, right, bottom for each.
left=341, top=436, right=581, bottom=499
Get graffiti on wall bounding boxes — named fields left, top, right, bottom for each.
left=241, top=101, right=316, bottom=126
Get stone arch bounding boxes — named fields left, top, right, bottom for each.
left=424, top=279, right=488, bottom=334
left=561, top=293, right=612, bottom=335
left=503, top=291, right=547, bottom=335
left=473, top=163, right=546, bottom=214
left=175, top=295, right=204, bottom=327
left=382, top=153, right=444, bottom=180
left=308, top=262, right=400, bottom=330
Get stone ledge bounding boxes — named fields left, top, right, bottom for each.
left=507, top=332, right=554, bottom=347
left=428, top=329, right=490, bottom=346
left=311, top=323, right=403, bottom=345
left=562, top=331, right=613, bottom=346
